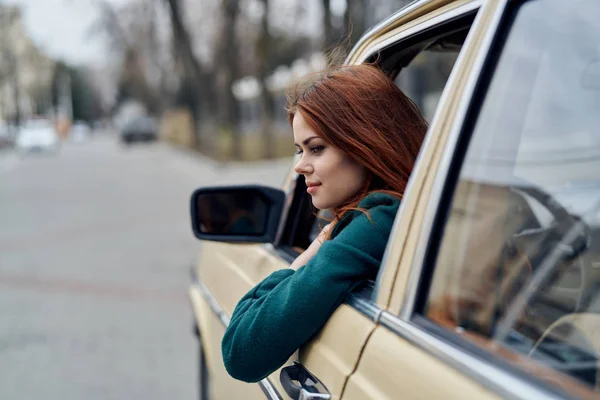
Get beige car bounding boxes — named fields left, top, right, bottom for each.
left=189, top=0, right=600, bottom=399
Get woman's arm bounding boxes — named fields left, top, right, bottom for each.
left=289, top=223, right=330, bottom=271
left=221, top=199, right=398, bottom=383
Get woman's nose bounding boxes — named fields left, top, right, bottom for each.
left=294, top=156, right=312, bottom=175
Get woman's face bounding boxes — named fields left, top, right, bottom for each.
left=293, top=112, right=366, bottom=210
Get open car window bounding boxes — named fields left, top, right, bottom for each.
left=298, top=14, right=477, bottom=304
left=307, top=27, right=470, bottom=243
left=393, top=28, right=467, bottom=122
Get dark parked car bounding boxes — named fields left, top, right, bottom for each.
left=120, top=116, right=157, bottom=144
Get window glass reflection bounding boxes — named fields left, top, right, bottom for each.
left=196, top=191, right=267, bottom=235
left=424, top=0, right=600, bottom=392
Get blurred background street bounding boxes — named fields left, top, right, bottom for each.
left=0, top=0, right=414, bottom=398
left=0, top=132, right=289, bottom=399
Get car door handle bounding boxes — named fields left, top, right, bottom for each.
left=279, top=362, right=331, bottom=400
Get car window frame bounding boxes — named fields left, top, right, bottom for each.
left=360, top=2, right=480, bottom=305
left=264, top=0, right=484, bottom=320
left=392, top=0, right=592, bottom=399
left=357, top=0, right=482, bottom=66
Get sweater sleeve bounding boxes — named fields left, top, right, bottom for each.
left=221, top=197, right=398, bottom=382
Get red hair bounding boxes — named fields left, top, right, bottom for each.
left=286, top=64, right=428, bottom=237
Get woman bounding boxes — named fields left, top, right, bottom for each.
left=222, top=64, right=428, bottom=383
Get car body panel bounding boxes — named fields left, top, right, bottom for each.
left=297, top=305, right=375, bottom=399
left=197, top=243, right=287, bottom=318
left=189, top=0, right=600, bottom=398
left=343, top=326, right=502, bottom=400
left=192, top=242, right=290, bottom=399
left=190, top=286, right=265, bottom=399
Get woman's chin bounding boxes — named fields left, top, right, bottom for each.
left=310, top=196, right=324, bottom=210
left=310, top=197, right=333, bottom=210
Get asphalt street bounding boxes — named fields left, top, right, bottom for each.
left=0, top=133, right=291, bottom=400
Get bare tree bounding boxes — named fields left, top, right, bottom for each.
left=321, top=0, right=334, bottom=52
left=0, top=7, right=22, bottom=124
left=91, top=0, right=160, bottom=114
left=163, top=0, right=208, bottom=149
left=344, top=0, right=367, bottom=47
left=91, top=0, right=130, bottom=52
left=128, top=0, right=172, bottom=110
left=256, top=0, right=274, bottom=159
left=0, top=6, right=55, bottom=124
left=218, top=0, right=242, bottom=159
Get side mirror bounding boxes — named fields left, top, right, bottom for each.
left=190, top=185, right=285, bottom=243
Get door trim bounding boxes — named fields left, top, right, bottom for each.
left=345, top=292, right=383, bottom=323
left=378, top=311, right=576, bottom=400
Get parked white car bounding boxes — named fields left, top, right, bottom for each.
left=16, top=120, right=60, bottom=155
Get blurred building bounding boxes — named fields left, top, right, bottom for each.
left=0, top=5, right=55, bottom=125
left=232, top=52, right=326, bottom=137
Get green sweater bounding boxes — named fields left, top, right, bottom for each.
left=221, top=192, right=400, bottom=383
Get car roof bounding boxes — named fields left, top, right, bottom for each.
left=346, top=0, right=468, bottom=64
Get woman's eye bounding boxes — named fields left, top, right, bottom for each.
left=295, top=146, right=323, bottom=155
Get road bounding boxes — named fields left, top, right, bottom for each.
left=0, top=134, right=291, bottom=399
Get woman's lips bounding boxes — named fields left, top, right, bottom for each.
left=307, top=184, right=321, bottom=194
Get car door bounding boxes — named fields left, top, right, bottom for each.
left=190, top=1, right=485, bottom=399
left=285, top=4, right=488, bottom=400
left=346, top=0, right=600, bottom=398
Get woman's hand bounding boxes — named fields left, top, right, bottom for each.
left=289, top=223, right=331, bottom=271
